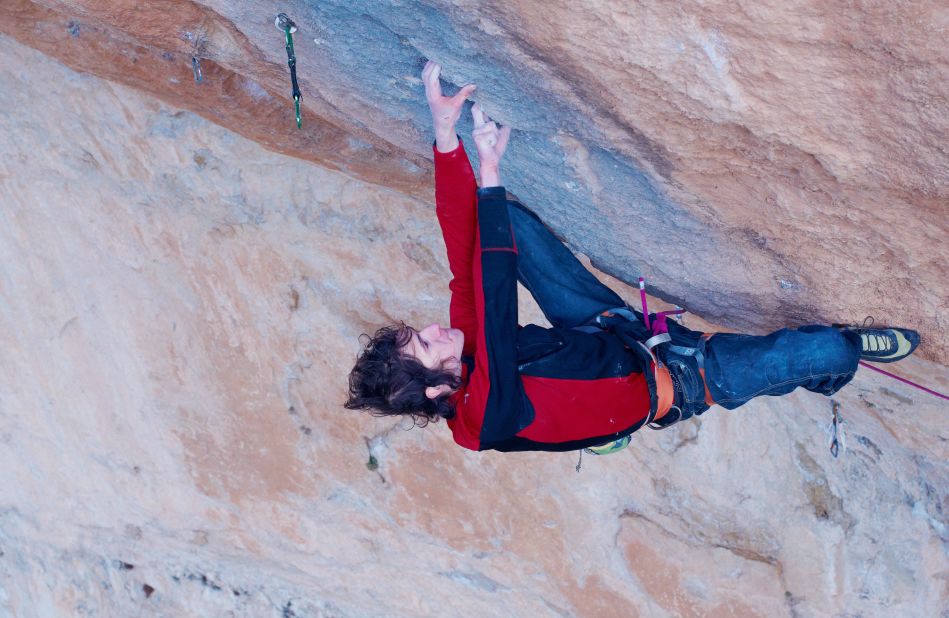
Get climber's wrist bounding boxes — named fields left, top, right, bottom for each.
left=480, top=164, right=500, bottom=187
left=434, top=126, right=459, bottom=153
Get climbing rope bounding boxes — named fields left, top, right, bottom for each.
left=858, top=361, right=948, bottom=401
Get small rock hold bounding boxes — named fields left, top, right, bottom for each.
left=187, top=572, right=222, bottom=591
left=143, top=583, right=155, bottom=598
left=192, top=530, right=209, bottom=546
left=114, top=560, right=135, bottom=570
left=67, top=21, right=80, bottom=37
left=299, top=425, right=312, bottom=435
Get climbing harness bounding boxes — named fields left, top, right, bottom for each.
left=636, top=277, right=716, bottom=428
left=593, top=278, right=715, bottom=429
left=577, top=277, right=712, bottom=471
left=275, top=13, right=302, bottom=128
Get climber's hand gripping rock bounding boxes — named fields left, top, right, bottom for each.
left=422, top=60, right=475, bottom=152
left=470, top=103, right=510, bottom=187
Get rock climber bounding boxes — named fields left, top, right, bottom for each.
left=344, top=60, right=920, bottom=453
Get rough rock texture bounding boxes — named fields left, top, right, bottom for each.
left=1, top=34, right=947, bottom=617
left=1, top=0, right=947, bottom=363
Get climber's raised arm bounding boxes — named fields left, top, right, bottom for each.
left=423, top=61, right=479, bottom=354
left=469, top=103, right=511, bottom=188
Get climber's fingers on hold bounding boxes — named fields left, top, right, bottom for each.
left=472, top=124, right=493, bottom=140
left=472, top=119, right=501, bottom=152
left=471, top=103, right=488, bottom=128
left=422, top=61, right=442, bottom=99
left=422, top=60, right=440, bottom=84
left=451, top=84, right=476, bottom=106
left=496, top=124, right=511, bottom=152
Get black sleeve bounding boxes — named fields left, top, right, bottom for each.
left=476, top=187, right=534, bottom=445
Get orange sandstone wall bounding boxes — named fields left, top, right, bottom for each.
left=0, top=4, right=947, bottom=616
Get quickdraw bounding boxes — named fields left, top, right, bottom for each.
left=276, top=13, right=302, bottom=128
left=829, top=399, right=845, bottom=458
left=191, top=56, right=202, bottom=83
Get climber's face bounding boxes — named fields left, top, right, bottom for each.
left=402, top=323, right=464, bottom=376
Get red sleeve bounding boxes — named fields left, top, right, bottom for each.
left=433, top=139, right=478, bottom=356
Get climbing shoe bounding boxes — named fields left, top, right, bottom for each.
left=846, top=327, right=920, bottom=363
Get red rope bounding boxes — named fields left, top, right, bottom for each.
left=858, top=361, right=949, bottom=401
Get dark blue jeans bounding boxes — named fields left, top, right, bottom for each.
left=508, top=202, right=862, bottom=413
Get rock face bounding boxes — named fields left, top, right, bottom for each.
left=2, top=0, right=947, bottom=362
left=0, top=5, right=947, bottom=618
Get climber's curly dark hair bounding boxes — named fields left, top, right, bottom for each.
left=344, top=323, right=462, bottom=426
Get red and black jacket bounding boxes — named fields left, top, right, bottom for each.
left=435, top=141, right=654, bottom=452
